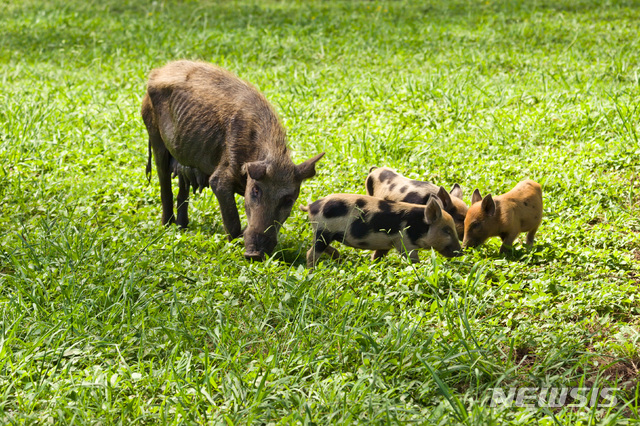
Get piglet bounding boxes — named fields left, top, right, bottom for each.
left=463, top=180, right=543, bottom=253
left=300, top=194, right=462, bottom=268
left=366, top=167, right=468, bottom=239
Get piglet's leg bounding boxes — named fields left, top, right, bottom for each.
left=324, top=246, right=341, bottom=260
left=371, top=249, right=390, bottom=261
left=394, top=241, right=420, bottom=263
left=526, top=227, right=539, bottom=247
left=408, top=250, right=420, bottom=263
left=499, top=232, right=520, bottom=254
left=306, top=231, right=333, bottom=268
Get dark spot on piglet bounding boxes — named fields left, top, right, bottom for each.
left=400, top=185, right=408, bottom=193
left=378, top=170, right=396, bottom=183
left=390, top=183, right=397, bottom=191
left=411, top=180, right=430, bottom=188
left=356, top=198, right=367, bottom=209
left=405, top=208, right=429, bottom=243
left=370, top=211, right=401, bottom=234
left=403, top=191, right=427, bottom=204
left=323, top=200, right=349, bottom=218
left=378, top=199, right=392, bottom=212
left=350, top=217, right=371, bottom=239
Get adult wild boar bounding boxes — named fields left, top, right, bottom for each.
left=141, top=60, right=324, bottom=260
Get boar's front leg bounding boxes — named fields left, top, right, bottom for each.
left=176, top=174, right=190, bottom=228
left=209, top=172, right=242, bottom=240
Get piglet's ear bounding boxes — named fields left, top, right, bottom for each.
left=450, top=183, right=463, bottom=199
left=424, top=197, right=442, bottom=225
left=295, top=152, right=325, bottom=181
left=437, top=186, right=452, bottom=209
left=242, top=161, right=269, bottom=181
left=481, top=194, right=496, bottom=216
left=471, top=189, right=483, bottom=204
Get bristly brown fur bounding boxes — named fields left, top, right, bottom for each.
left=141, top=60, right=323, bottom=259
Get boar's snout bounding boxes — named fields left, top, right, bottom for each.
left=244, top=251, right=266, bottom=262
left=243, top=228, right=278, bottom=261
left=443, top=243, right=463, bottom=258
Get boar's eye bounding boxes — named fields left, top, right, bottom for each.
left=251, top=185, right=262, bottom=200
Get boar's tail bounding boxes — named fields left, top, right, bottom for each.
left=145, top=141, right=152, bottom=184
left=299, top=204, right=309, bottom=213
left=368, top=166, right=378, bottom=173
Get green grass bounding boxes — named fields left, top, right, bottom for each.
left=1, top=0, right=640, bottom=423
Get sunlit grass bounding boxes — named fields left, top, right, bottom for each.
left=1, top=0, right=639, bottom=423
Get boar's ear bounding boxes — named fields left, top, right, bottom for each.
left=295, top=152, right=325, bottom=181
left=424, top=197, right=443, bottom=225
left=242, top=161, right=269, bottom=181
left=481, top=194, right=496, bottom=216
left=437, top=186, right=452, bottom=209
left=471, top=189, right=483, bottom=204
left=450, top=183, right=463, bottom=199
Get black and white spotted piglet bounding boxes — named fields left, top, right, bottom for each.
left=300, top=194, right=462, bottom=268
left=366, top=167, right=468, bottom=240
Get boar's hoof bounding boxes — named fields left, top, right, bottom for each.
left=244, top=251, right=266, bottom=262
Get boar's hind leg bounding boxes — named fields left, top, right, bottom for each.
left=143, top=94, right=174, bottom=226
left=176, top=174, right=190, bottom=228
left=152, top=145, right=175, bottom=226
left=209, top=173, right=242, bottom=240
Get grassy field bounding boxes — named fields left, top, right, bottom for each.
left=1, top=0, right=640, bottom=423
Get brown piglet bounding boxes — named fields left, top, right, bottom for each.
left=462, top=180, right=542, bottom=253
